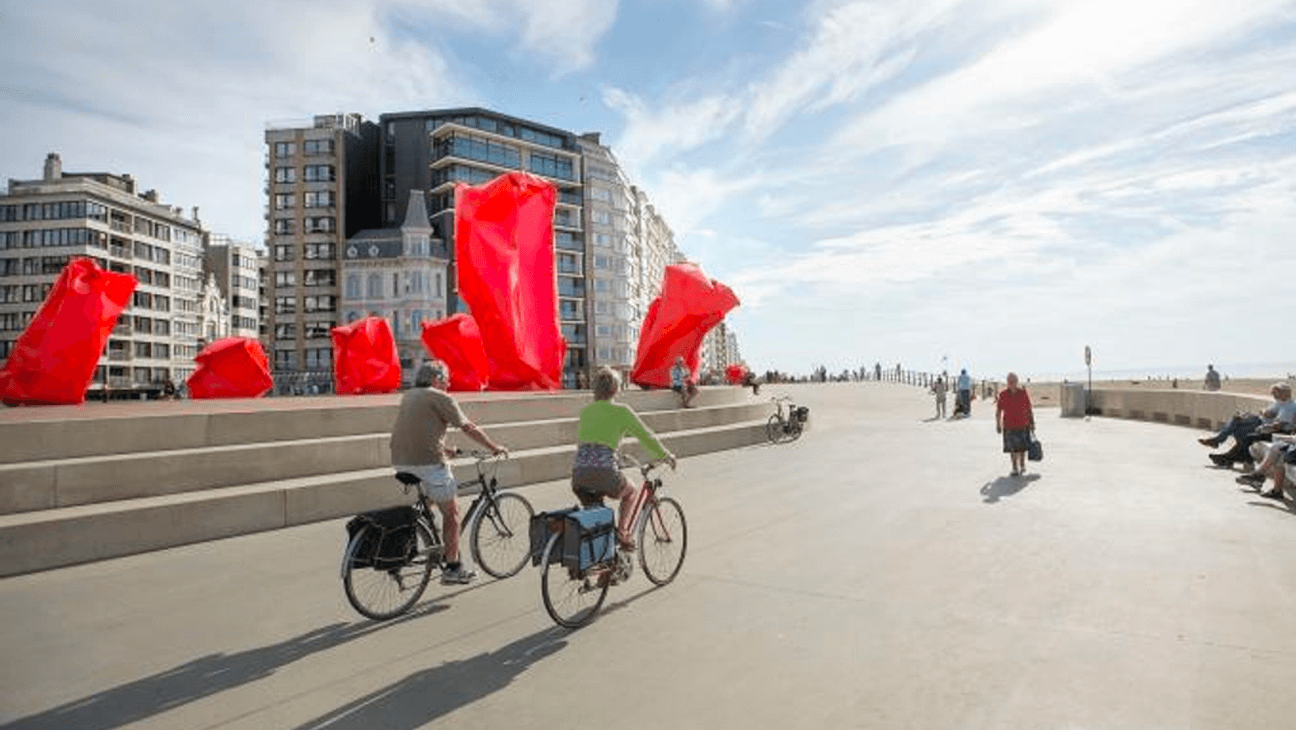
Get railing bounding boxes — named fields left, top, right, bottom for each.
left=271, top=370, right=337, bottom=396
left=108, top=351, right=131, bottom=362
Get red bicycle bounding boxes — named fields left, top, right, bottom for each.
left=536, top=454, right=688, bottom=628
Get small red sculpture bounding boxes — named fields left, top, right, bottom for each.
left=420, top=314, right=489, bottom=391
left=632, top=263, right=740, bottom=389
left=331, top=316, right=401, bottom=395
left=187, top=338, right=274, bottom=399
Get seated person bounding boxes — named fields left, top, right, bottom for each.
left=671, top=356, right=698, bottom=408
left=1236, top=436, right=1296, bottom=499
left=1207, top=383, right=1296, bottom=468
left=572, top=367, right=676, bottom=549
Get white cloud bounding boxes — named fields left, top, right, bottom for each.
left=405, top=0, right=619, bottom=75
left=601, top=88, right=743, bottom=170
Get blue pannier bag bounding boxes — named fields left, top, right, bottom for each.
left=529, top=507, right=577, bottom=567
left=562, top=506, right=617, bottom=572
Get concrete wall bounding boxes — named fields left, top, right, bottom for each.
left=1060, top=387, right=1270, bottom=431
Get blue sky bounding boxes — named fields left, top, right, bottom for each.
left=3, top=0, right=1295, bottom=379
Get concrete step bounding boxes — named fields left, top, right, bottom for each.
left=0, top=419, right=770, bottom=577
left=0, top=402, right=771, bottom=515
left=0, top=387, right=752, bottom=464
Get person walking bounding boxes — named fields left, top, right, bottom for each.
left=995, top=372, right=1035, bottom=476
left=1203, top=364, right=1221, bottom=392
left=956, top=368, right=973, bottom=417
left=931, top=376, right=948, bottom=419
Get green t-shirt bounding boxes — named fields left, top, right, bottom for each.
left=576, top=399, right=668, bottom=458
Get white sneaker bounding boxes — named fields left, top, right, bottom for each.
left=441, top=566, right=477, bottom=585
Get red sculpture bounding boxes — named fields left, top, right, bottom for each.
left=187, top=338, right=274, bottom=399
left=631, top=263, right=740, bottom=389
left=725, top=363, right=749, bottom=385
left=0, top=257, right=136, bottom=406
left=455, top=172, right=566, bottom=390
left=420, top=314, right=489, bottom=391
left=331, top=316, right=401, bottom=395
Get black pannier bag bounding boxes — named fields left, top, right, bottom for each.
left=346, top=506, right=420, bottom=570
left=795, top=406, right=810, bottom=423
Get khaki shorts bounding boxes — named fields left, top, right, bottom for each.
left=394, top=464, right=458, bottom=502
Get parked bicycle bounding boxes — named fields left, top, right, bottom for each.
left=532, top=453, right=687, bottom=629
left=766, top=396, right=809, bottom=444
left=341, top=450, right=533, bottom=620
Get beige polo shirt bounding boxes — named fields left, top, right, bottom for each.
left=389, top=387, right=468, bottom=466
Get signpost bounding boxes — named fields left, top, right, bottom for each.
left=1084, top=345, right=1092, bottom=418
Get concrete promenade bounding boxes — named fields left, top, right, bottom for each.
left=3, top=383, right=1296, bottom=729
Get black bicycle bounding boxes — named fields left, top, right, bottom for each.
left=766, top=396, right=809, bottom=444
left=341, top=451, right=533, bottom=620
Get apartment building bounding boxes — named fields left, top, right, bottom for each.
left=204, top=234, right=261, bottom=341
left=264, top=114, right=380, bottom=390
left=378, top=108, right=590, bottom=388
left=579, top=134, right=642, bottom=378
left=0, top=153, right=205, bottom=396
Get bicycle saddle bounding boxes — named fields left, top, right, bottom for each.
left=394, top=472, right=421, bottom=486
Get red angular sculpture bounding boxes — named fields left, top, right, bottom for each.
left=420, top=314, right=489, bottom=391
left=455, top=172, right=566, bottom=390
left=187, top=338, right=273, bottom=399
left=725, top=363, right=748, bottom=385
left=331, top=316, right=401, bottom=395
left=631, top=263, right=740, bottom=389
left=0, top=257, right=137, bottom=405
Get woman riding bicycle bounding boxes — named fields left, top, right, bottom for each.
left=573, top=367, right=676, bottom=550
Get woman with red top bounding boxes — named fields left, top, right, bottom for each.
left=995, top=372, right=1035, bottom=476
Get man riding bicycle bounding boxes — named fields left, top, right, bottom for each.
left=573, top=367, right=676, bottom=550
left=390, top=360, right=508, bottom=584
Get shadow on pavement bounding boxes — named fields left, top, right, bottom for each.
left=3, top=602, right=453, bottom=730
left=286, top=628, right=568, bottom=730
left=980, top=474, right=1042, bottom=504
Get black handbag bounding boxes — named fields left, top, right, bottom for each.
left=1027, top=435, right=1043, bottom=462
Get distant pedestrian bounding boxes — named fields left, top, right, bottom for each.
left=1204, top=364, right=1221, bottom=392
left=931, top=376, right=948, bottom=419
left=996, top=372, right=1035, bottom=476
left=956, top=369, right=972, bottom=417
left=671, top=356, right=697, bottom=408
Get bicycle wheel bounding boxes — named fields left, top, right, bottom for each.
left=540, top=532, right=608, bottom=629
left=767, top=414, right=785, bottom=444
left=637, top=497, right=687, bottom=586
left=343, top=521, right=435, bottom=620
left=788, top=419, right=804, bottom=442
left=470, top=492, right=535, bottom=579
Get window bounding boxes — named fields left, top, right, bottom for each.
left=274, top=167, right=296, bottom=184
left=304, top=216, right=335, bottom=233
left=366, top=273, right=382, bottom=299
left=275, top=193, right=295, bottom=210
left=528, top=151, right=574, bottom=180
left=274, top=141, right=295, bottom=157
left=275, top=271, right=296, bottom=287
left=275, top=350, right=297, bottom=370
left=589, top=187, right=611, bottom=202
left=273, top=218, right=295, bottom=235
left=304, top=190, right=334, bottom=208
left=303, top=269, right=335, bottom=287
left=435, top=272, right=442, bottom=297
left=593, top=254, right=610, bottom=269
left=304, top=243, right=334, bottom=260
left=304, top=347, right=332, bottom=369
left=275, top=323, right=296, bottom=340
left=274, top=244, right=294, bottom=262
left=304, top=165, right=335, bottom=182
left=303, top=295, right=335, bottom=313
left=595, top=301, right=609, bottom=314
left=303, top=139, right=334, bottom=156
left=346, top=274, right=360, bottom=298
left=275, top=296, right=295, bottom=314
left=304, top=321, right=333, bottom=339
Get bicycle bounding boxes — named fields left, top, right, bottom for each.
left=535, top=453, right=687, bottom=629
left=341, top=450, right=533, bottom=620
left=766, top=396, right=809, bottom=444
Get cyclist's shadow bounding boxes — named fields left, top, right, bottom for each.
left=2, top=609, right=447, bottom=730
left=288, top=628, right=569, bottom=730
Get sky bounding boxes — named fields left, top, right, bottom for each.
left=2, top=0, right=1295, bottom=380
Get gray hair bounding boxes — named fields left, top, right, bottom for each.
left=1273, top=382, right=1292, bottom=397
left=416, top=360, right=449, bottom=388
left=592, top=366, right=621, bottom=400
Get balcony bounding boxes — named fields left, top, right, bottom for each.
left=557, top=282, right=585, bottom=298
left=108, top=350, right=132, bottom=362
left=112, top=323, right=132, bottom=337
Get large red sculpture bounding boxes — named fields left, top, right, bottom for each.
left=331, top=316, right=401, bottom=395
left=0, top=257, right=136, bottom=406
left=187, top=338, right=274, bottom=399
left=420, top=314, right=489, bottom=391
left=631, top=263, right=740, bottom=389
left=455, top=172, right=565, bottom=390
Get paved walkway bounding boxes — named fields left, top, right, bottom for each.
left=2, top=383, right=1295, bottom=729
